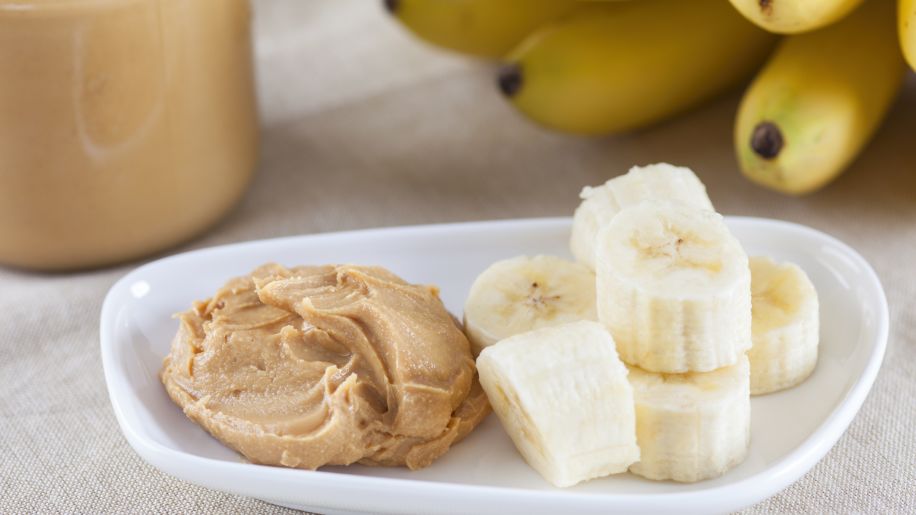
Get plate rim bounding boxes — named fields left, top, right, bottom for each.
left=100, top=216, right=889, bottom=514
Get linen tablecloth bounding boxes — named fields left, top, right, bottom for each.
left=3, top=0, right=914, bottom=512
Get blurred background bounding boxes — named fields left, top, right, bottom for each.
left=2, top=0, right=914, bottom=512
left=241, top=0, right=916, bottom=265
left=247, top=0, right=916, bottom=230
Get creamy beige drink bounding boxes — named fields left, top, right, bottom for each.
left=0, top=0, right=257, bottom=270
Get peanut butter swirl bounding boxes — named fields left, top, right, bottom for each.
left=161, top=263, right=489, bottom=470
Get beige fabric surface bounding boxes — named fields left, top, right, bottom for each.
left=2, top=0, right=915, bottom=512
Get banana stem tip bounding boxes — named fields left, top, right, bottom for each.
left=497, top=64, right=523, bottom=97
left=751, top=122, right=784, bottom=160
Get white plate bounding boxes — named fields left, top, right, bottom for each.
left=100, top=217, right=888, bottom=515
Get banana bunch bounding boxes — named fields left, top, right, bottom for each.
left=387, top=0, right=776, bottom=135
left=386, top=0, right=912, bottom=195
left=465, top=164, right=821, bottom=487
left=736, top=0, right=905, bottom=194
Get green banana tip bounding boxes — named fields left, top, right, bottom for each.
left=750, top=121, right=784, bottom=160
left=383, top=0, right=398, bottom=14
left=497, top=63, right=522, bottom=97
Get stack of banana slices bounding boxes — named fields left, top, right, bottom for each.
left=466, top=163, right=821, bottom=488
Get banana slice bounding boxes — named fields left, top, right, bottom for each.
left=749, top=256, right=820, bottom=395
left=596, top=202, right=751, bottom=373
left=463, top=255, right=596, bottom=356
left=628, top=356, right=750, bottom=482
left=570, top=163, right=714, bottom=270
left=476, top=320, right=640, bottom=488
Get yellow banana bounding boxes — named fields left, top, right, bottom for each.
left=497, top=0, right=777, bottom=135
left=383, top=0, right=578, bottom=58
left=735, top=0, right=905, bottom=195
left=729, top=0, right=866, bottom=34
left=900, top=0, right=916, bottom=69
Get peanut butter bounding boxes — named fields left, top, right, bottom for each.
left=0, top=0, right=257, bottom=270
left=161, top=264, right=490, bottom=470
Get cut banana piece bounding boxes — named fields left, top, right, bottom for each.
left=596, top=202, right=751, bottom=373
left=628, top=356, right=750, bottom=482
left=749, top=256, right=820, bottom=395
left=463, top=255, right=596, bottom=356
left=570, top=163, right=714, bottom=270
left=477, top=320, right=639, bottom=488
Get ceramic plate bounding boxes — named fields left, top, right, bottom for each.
left=100, top=217, right=888, bottom=514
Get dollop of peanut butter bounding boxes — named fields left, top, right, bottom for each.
left=161, top=263, right=489, bottom=470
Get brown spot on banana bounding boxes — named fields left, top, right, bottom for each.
left=759, top=0, right=773, bottom=15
